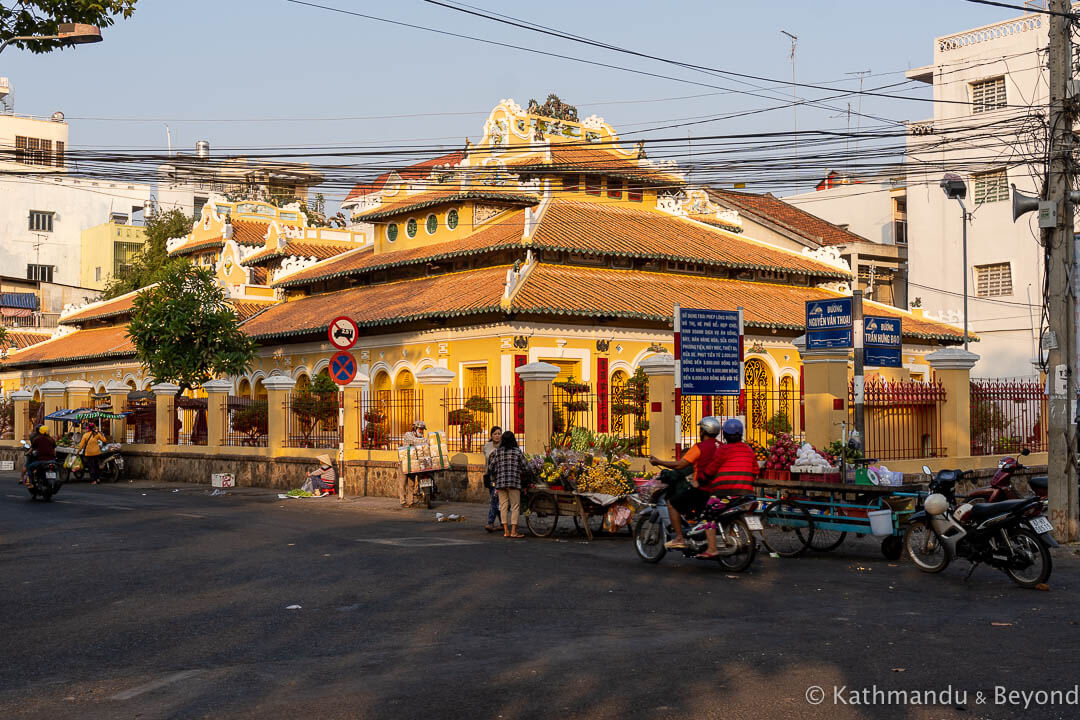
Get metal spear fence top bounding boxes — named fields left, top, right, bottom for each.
left=284, top=390, right=340, bottom=449
left=970, top=377, right=1047, bottom=455
left=224, top=396, right=268, bottom=447
left=849, top=377, right=947, bottom=460
left=442, top=386, right=514, bottom=452
left=355, top=389, right=423, bottom=450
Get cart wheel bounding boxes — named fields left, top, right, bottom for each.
left=108, top=461, right=121, bottom=484
left=802, top=528, right=847, bottom=553
left=761, top=499, right=812, bottom=558
left=881, top=535, right=903, bottom=561
left=525, top=493, right=559, bottom=537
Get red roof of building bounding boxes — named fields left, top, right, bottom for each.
left=708, top=189, right=870, bottom=247
left=344, top=151, right=465, bottom=204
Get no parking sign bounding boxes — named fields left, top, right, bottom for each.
left=329, top=351, right=357, bottom=386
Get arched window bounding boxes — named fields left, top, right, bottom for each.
left=609, top=370, right=628, bottom=434
left=744, top=358, right=772, bottom=443
left=237, top=378, right=252, bottom=398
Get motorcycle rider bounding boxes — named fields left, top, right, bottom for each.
left=649, top=417, right=757, bottom=558
left=26, top=425, right=57, bottom=485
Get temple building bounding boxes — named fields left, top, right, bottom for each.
left=1, top=98, right=965, bottom=435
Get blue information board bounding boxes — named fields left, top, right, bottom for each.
left=863, top=315, right=902, bottom=368
left=678, top=307, right=741, bottom=396
left=806, top=298, right=853, bottom=350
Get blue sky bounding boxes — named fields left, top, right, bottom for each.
left=3, top=0, right=1019, bottom=205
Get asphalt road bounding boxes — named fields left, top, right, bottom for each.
left=2, top=476, right=1079, bottom=720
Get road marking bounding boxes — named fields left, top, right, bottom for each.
left=175, top=513, right=204, bottom=519
left=6, top=494, right=22, bottom=498
left=107, top=506, right=134, bottom=511
left=110, top=670, right=204, bottom=701
left=356, top=536, right=481, bottom=548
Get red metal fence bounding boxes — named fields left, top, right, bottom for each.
left=970, top=377, right=1046, bottom=455
left=849, top=378, right=947, bottom=460
left=223, top=397, right=268, bottom=447
left=125, top=399, right=155, bottom=444
left=545, top=379, right=649, bottom=456
left=353, top=390, right=423, bottom=450
left=441, top=386, right=515, bottom=452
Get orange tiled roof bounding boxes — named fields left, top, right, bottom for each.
left=510, top=264, right=964, bottom=342
left=530, top=201, right=850, bottom=279
left=60, top=288, right=145, bottom=326
left=273, top=212, right=526, bottom=288
left=240, top=239, right=361, bottom=267
left=242, top=265, right=510, bottom=340
left=168, top=234, right=225, bottom=257
left=232, top=219, right=276, bottom=246
left=351, top=188, right=539, bottom=222
left=4, top=330, right=51, bottom=352
left=508, top=145, right=681, bottom=184
left=344, top=151, right=464, bottom=204
left=231, top=299, right=277, bottom=322
left=708, top=189, right=869, bottom=247
left=3, top=325, right=135, bottom=367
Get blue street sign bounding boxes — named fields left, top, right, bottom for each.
left=806, top=298, right=853, bottom=350
left=863, top=315, right=902, bottom=368
left=329, top=351, right=357, bottom=385
left=678, top=307, right=742, bottom=396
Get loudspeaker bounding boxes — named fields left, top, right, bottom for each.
left=1011, top=184, right=1040, bottom=222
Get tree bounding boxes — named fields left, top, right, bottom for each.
left=611, top=368, right=649, bottom=453
left=127, top=262, right=255, bottom=394
left=0, top=325, right=10, bottom=359
left=102, top=209, right=192, bottom=299
left=1, top=1, right=136, bottom=53
left=289, top=373, right=338, bottom=447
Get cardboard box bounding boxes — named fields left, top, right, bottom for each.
left=211, top=472, right=236, bottom=488
left=398, top=431, right=449, bottom=474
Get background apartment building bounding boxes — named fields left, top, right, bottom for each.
left=786, top=10, right=1048, bottom=377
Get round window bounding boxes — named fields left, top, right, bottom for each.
left=447, top=208, right=459, bottom=230
left=406, top=218, right=418, bottom=238
left=426, top=214, right=438, bottom=235
left=387, top=223, right=398, bottom=242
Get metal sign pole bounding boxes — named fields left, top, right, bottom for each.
left=852, top=290, right=865, bottom=443
left=737, top=306, right=745, bottom=430
left=673, top=303, right=682, bottom=459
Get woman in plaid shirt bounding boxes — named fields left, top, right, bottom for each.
left=488, top=431, right=527, bottom=538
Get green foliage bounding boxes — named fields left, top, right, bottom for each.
left=102, top=209, right=192, bottom=299
left=230, top=401, right=268, bottom=442
left=971, top=398, right=1012, bottom=453
left=0, top=1, right=137, bottom=53
left=127, top=263, right=255, bottom=394
left=0, top=325, right=9, bottom=358
left=289, top=379, right=337, bottom=447
left=764, top=411, right=792, bottom=438
left=826, top=439, right=863, bottom=462
left=310, top=373, right=338, bottom=394
left=448, top=394, right=492, bottom=451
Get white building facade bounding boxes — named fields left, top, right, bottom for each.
left=787, top=11, right=1049, bottom=377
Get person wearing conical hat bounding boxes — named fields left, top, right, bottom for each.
left=307, top=454, right=337, bottom=497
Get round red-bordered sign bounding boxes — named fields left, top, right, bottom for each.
left=329, top=351, right=357, bottom=385
left=327, top=315, right=358, bottom=350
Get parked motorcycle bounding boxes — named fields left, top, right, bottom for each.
left=19, top=440, right=63, bottom=502
left=632, top=482, right=759, bottom=572
left=966, top=448, right=1046, bottom=503
left=63, top=442, right=124, bottom=483
left=905, top=464, right=1055, bottom=588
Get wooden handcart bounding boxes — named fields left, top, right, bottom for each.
left=523, top=486, right=630, bottom=540
left=753, top=476, right=923, bottom=560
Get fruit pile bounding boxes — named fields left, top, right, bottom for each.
left=576, top=457, right=635, bottom=495
left=764, top=433, right=799, bottom=472
left=748, top=439, right=769, bottom=462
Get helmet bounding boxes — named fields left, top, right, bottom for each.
left=924, top=493, right=949, bottom=516
left=722, top=417, right=744, bottom=436
left=413, top=420, right=426, bottom=430
left=38, top=425, right=49, bottom=435
left=697, top=416, right=722, bottom=436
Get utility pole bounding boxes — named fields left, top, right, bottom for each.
left=781, top=30, right=798, bottom=191
left=1046, top=0, right=1078, bottom=542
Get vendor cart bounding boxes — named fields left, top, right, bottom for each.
left=753, top=475, right=923, bottom=560
left=523, top=486, right=634, bottom=540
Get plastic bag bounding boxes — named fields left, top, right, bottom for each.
left=68, top=455, right=83, bottom=473
left=301, top=477, right=314, bottom=494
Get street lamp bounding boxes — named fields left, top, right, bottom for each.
left=940, top=173, right=969, bottom=350
left=0, top=23, right=102, bottom=55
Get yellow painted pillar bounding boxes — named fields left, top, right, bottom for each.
left=926, top=348, right=979, bottom=458
left=65, top=380, right=93, bottom=414
left=11, top=390, right=32, bottom=441
left=417, top=367, right=455, bottom=435
left=341, top=373, right=369, bottom=457
left=39, top=381, right=67, bottom=437
left=203, top=379, right=232, bottom=449
left=105, top=381, right=131, bottom=444
left=150, top=382, right=180, bottom=447
left=641, top=354, right=675, bottom=460
left=515, top=361, right=560, bottom=455
left=794, top=336, right=850, bottom=450
left=263, top=375, right=296, bottom=456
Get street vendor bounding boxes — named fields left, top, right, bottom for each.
left=307, top=454, right=337, bottom=497
left=25, top=425, right=57, bottom=483
left=400, top=420, right=427, bottom=507
left=649, top=417, right=757, bottom=558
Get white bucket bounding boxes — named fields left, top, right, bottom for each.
left=868, top=509, right=893, bottom=537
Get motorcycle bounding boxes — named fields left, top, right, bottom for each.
left=905, top=464, right=1055, bottom=588
left=19, top=440, right=63, bottom=502
left=966, top=448, right=1046, bottom=503
left=631, top=481, right=759, bottom=572
left=63, top=442, right=124, bottom=483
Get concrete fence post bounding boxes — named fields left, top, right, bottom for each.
left=39, top=381, right=67, bottom=436
left=11, top=390, right=32, bottom=441
left=105, top=380, right=131, bottom=444
left=263, top=375, right=296, bottom=456
left=65, top=380, right=93, bottom=414
left=150, top=383, right=181, bottom=447
left=203, top=379, right=233, bottom=449
left=416, top=367, right=456, bottom=436
left=640, top=354, right=675, bottom=460
left=926, top=348, right=980, bottom=458
left=341, top=373, right=369, bottom=455
left=794, top=335, right=850, bottom=450
left=515, top=362, right=560, bottom=455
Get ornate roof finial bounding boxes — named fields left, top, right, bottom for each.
left=526, top=93, right=579, bottom=122
left=636, top=140, right=647, bottom=160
